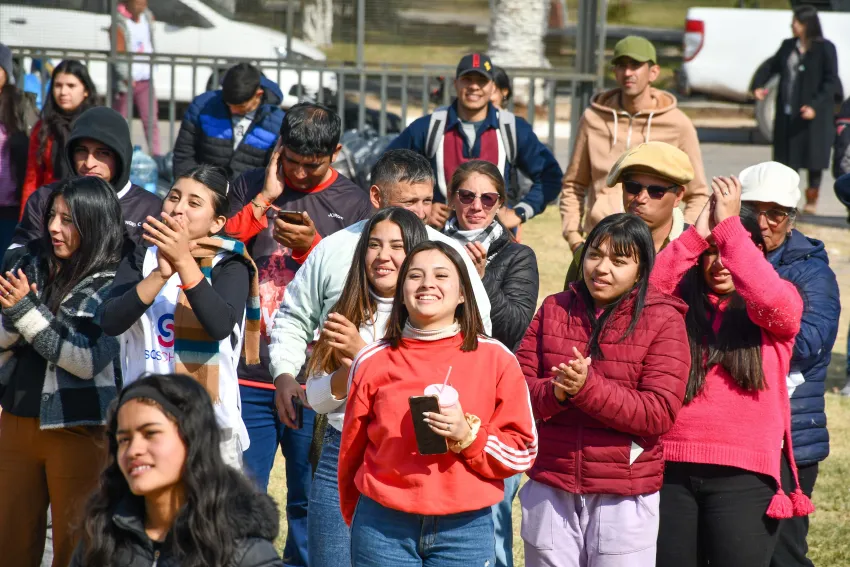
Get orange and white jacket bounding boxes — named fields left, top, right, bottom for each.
left=338, top=333, right=537, bottom=525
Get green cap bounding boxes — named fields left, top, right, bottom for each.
left=613, top=36, right=657, bottom=64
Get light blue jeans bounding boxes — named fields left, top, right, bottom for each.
left=493, top=474, right=522, bottom=567
left=307, top=426, right=349, bottom=567
left=351, top=495, right=495, bottom=567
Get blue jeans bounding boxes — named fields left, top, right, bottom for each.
left=308, top=426, right=349, bottom=567
left=240, top=384, right=313, bottom=567
left=351, top=495, right=495, bottom=567
left=492, top=474, right=521, bottom=567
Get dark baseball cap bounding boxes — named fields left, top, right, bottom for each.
left=456, top=53, right=494, bottom=81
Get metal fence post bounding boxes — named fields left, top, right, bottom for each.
left=572, top=0, right=600, bottom=154
left=286, top=0, right=295, bottom=62
left=107, top=0, right=118, bottom=107
left=356, top=0, right=366, bottom=71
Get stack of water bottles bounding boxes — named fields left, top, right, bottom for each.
left=130, top=146, right=159, bottom=195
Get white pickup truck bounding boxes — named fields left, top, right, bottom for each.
left=680, top=6, right=850, bottom=139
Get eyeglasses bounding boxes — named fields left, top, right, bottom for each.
left=622, top=180, right=679, bottom=200
left=456, top=189, right=501, bottom=209
left=742, top=204, right=792, bottom=227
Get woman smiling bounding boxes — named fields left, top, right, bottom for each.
left=338, top=240, right=537, bottom=567
left=0, top=176, right=124, bottom=567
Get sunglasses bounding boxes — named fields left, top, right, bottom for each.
left=456, top=189, right=501, bottom=209
left=742, top=204, right=792, bottom=227
left=622, top=180, right=679, bottom=200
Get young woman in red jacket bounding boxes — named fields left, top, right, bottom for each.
left=651, top=177, right=813, bottom=567
left=515, top=213, right=690, bottom=567
left=21, top=60, right=96, bottom=217
left=338, top=240, right=537, bottom=567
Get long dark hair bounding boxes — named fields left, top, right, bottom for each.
left=794, top=5, right=823, bottom=40
left=0, top=83, right=27, bottom=136
left=576, top=213, right=655, bottom=359
left=384, top=241, right=484, bottom=352
left=41, top=176, right=124, bottom=312
left=307, top=208, right=427, bottom=376
left=80, top=374, right=273, bottom=567
left=38, top=60, right=97, bottom=170
left=680, top=211, right=767, bottom=403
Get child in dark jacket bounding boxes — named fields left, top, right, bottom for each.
left=515, top=213, right=690, bottom=567
left=652, top=176, right=812, bottom=567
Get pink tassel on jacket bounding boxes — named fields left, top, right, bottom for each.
left=790, top=489, right=815, bottom=517
left=766, top=490, right=793, bottom=519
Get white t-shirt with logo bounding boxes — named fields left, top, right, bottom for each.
left=125, top=11, right=154, bottom=82
left=119, top=247, right=249, bottom=449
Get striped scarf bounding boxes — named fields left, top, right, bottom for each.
left=173, top=236, right=260, bottom=402
left=444, top=217, right=504, bottom=256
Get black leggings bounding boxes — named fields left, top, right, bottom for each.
left=657, top=462, right=780, bottom=567
left=805, top=169, right=822, bottom=190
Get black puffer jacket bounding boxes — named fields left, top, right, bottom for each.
left=69, top=484, right=283, bottom=567
left=483, top=228, right=539, bottom=351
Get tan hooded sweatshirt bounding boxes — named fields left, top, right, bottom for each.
left=559, top=87, right=709, bottom=249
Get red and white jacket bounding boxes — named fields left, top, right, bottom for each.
left=338, top=332, right=537, bottom=525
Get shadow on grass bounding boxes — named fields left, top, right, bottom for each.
left=826, top=352, right=848, bottom=393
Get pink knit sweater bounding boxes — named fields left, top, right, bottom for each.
left=651, top=217, right=813, bottom=519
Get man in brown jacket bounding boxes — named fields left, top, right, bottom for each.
left=560, top=36, right=708, bottom=252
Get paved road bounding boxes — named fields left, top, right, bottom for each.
left=551, top=137, right=846, bottom=222
left=131, top=118, right=847, bottom=222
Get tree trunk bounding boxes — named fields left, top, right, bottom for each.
left=303, top=0, right=334, bottom=47
left=488, top=0, right=549, bottom=106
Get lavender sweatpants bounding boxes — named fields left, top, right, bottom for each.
left=519, top=479, right=659, bottom=567
left=114, top=79, right=161, bottom=155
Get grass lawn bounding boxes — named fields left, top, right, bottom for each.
left=269, top=207, right=850, bottom=565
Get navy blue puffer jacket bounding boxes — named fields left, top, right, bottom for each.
left=172, top=76, right=285, bottom=180
left=769, top=229, right=840, bottom=466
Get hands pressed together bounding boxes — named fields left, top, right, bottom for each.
left=0, top=269, right=38, bottom=310
left=552, top=347, right=592, bottom=402
left=142, top=212, right=193, bottom=278
left=695, top=175, right=743, bottom=240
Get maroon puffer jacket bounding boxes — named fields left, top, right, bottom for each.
left=516, top=284, right=690, bottom=496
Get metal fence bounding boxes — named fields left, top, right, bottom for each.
left=3, top=0, right=605, bottom=156
left=11, top=46, right=597, bottom=152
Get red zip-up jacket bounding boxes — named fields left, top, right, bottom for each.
left=516, top=284, right=690, bottom=496
left=338, top=334, right=537, bottom=525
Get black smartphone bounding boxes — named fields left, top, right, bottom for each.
left=408, top=395, right=447, bottom=455
left=292, top=396, right=304, bottom=429
left=277, top=210, right=306, bottom=225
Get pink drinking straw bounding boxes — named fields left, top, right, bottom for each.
left=439, top=366, right=453, bottom=394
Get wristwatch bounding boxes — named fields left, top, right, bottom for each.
left=514, top=207, right=527, bottom=224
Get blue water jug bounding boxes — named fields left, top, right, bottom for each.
left=130, top=145, right=158, bottom=194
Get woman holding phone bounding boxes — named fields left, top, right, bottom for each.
left=98, top=164, right=260, bottom=470
left=338, top=240, right=537, bottom=567
left=305, top=207, right=427, bottom=567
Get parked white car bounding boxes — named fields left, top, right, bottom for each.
left=681, top=7, right=850, bottom=139
left=0, top=0, right=337, bottom=107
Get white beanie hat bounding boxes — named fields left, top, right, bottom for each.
left=739, top=161, right=801, bottom=209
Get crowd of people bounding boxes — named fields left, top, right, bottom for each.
left=0, top=4, right=847, bottom=567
